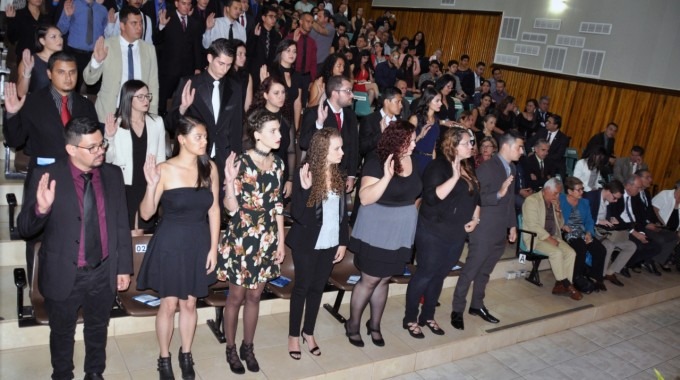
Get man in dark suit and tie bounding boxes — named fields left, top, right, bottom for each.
left=17, top=117, right=133, bottom=380
left=521, top=138, right=555, bottom=191
left=154, top=0, right=204, bottom=116
left=528, top=114, right=569, bottom=179
left=246, top=5, right=281, bottom=90
left=535, top=96, right=550, bottom=128
left=300, top=75, right=359, bottom=192
left=3, top=52, right=99, bottom=281
left=167, top=38, right=243, bottom=193
left=451, top=131, right=523, bottom=330
left=358, top=86, right=403, bottom=159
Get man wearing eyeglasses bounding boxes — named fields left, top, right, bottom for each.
left=17, top=117, right=133, bottom=380
left=300, top=75, right=359, bottom=193
left=3, top=51, right=99, bottom=283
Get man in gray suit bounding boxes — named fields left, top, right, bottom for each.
left=451, top=131, right=524, bottom=330
left=613, top=145, right=648, bottom=182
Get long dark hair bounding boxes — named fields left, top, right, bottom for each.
left=317, top=53, right=349, bottom=81
left=248, top=76, right=287, bottom=116
left=115, top=80, right=154, bottom=130
left=353, top=49, right=374, bottom=78
left=274, top=39, right=296, bottom=67
left=415, top=87, right=439, bottom=120
left=174, top=116, right=212, bottom=188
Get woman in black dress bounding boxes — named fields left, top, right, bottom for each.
left=232, top=40, right=254, bottom=112
left=346, top=120, right=422, bottom=347
left=403, top=127, right=480, bottom=337
left=105, top=80, right=167, bottom=230
left=286, top=128, right=348, bottom=359
left=17, top=24, right=63, bottom=98
left=515, top=98, right=539, bottom=139
left=248, top=76, right=297, bottom=198
left=6, top=0, right=53, bottom=63
left=494, top=95, right=517, bottom=133
left=137, top=116, right=220, bottom=379
left=270, top=39, right=303, bottom=131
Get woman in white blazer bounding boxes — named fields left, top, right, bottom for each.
left=573, top=147, right=606, bottom=192
left=106, top=80, right=167, bottom=230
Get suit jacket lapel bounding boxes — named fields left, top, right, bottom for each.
left=197, top=76, right=215, bottom=124
left=217, top=80, right=233, bottom=127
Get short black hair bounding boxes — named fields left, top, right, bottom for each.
left=604, top=179, right=624, bottom=195
left=631, top=145, right=645, bottom=155
left=207, top=38, right=235, bottom=59
left=497, top=129, right=523, bottom=149
left=64, top=117, right=101, bottom=145
left=460, top=54, right=470, bottom=61
left=381, top=86, right=401, bottom=105
left=119, top=6, right=142, bottom=23
left=47, top=51, right=77, bottom=70
left=325, top=75, right=349, bottom=99
left=476, top=61, right=486, bottom=68
left=548, top=114, right=562, bottom=129
left=447, top=59, right=459, bottom=66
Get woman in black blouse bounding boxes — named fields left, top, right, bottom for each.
left=6, top=0, right=53, bottom=63
left=494, top=95, right=517, bottom=133
left=403, top=127, right=480, bottom=337
left=270, top=39, right=303, bottom=131
left=232, top=40, right=253, bottom=112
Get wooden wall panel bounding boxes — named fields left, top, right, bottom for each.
left=349, top=4, right=679, bottom=190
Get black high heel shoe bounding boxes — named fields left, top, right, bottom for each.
left=287, top=336, right=301, bottom=360
left=365, top=320, right=385, bottom=346
left=344, top=321, right=364, bottom=347
left=301, top=333, right=321, bottom=356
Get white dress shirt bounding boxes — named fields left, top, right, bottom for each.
left=202, top=16, right=247, bottom=48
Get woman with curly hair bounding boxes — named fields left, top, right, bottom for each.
left=409, top=87, right=443, bottom=174
left=248, top=76, right=296, bottom=198
left=353, top=50, right=380, bottom=106
left=218, top=109, right=286, bottom=374
left=269, top=39, right=303, bottom=131
left=403, top=127, right=480, bottom=338
left=345, top=120, right=422, bottom=347
left=286, top=128, right=348, bottom=359
left=308, top=53, right=349, bottom=107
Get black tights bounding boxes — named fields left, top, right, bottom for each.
left=223, top=283, right=265, bottom=346
left=347, top=272, right=391, bottom=339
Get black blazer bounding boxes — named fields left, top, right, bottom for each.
left=607, top=193, right=646, bottom=232
left=634, top=190, right=660, bottom=225
left=529, top=128, right=569, bottom=178
left=583, top=189, right=602, bottom=221
left=520, top=154, right=555, bottom=192
left=17, top=160, right=133, bottom=301
left=358, top=110, right=384, bottom=159
left=300, top=100, right=359, bottom=178
left=285, top=168, right=349, bottom=252
left=156, top=11, right=204, bottom=78
left=584, top=132, right=615, bottom=158
left=3, top=87, right=98, bottom=165
left=246, top=26, right=282, bottom=89
left=168, top=71, right=243, bottom=183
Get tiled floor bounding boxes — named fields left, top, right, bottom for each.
left=1, top=269, right=679, bottom=379
left=389, top=299, right=680, bottom=380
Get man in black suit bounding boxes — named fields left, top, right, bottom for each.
left=246, top=5, right=281, bottom=90
left=168, top=38, right=243, bottom=192
left=635, top=170, right=679, bottom=272
left=358, top=86, right=403, bottom=159
left=300, top=75, right=359, bottom=192
left=521, top=138, right=555, bottom=191
left=584, top=122, right=618, bottom=159
left=535, top=96, right=550, bottom=128
left=528, top=114, right=569, bottom=179
left=451, top=131, right=523, bottom=329
left=3, top=52, right=99, bottom=281
left=155, top=0, right=204, bottom=115
left=583, top=180, right=636, bottom=284
left=607, top=174, right=662, bottom=273
left=17, top=117, right=133, bottom=380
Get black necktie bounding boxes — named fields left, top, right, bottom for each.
left=81, top=173, right=102, bottom=267
left=229, top=22, right=234, bottom=40
left=86, top=3, right=94, bottom=45
left=625, top=197, right=635, bottom=222
left=127, top=44, right=134, bottom=80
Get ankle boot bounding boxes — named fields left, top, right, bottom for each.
left=157, top=355, right=175, bottom=380
left=178, top=347, right=195, bottom=380
left=239, top=341, right=260, bottom=372
left=225, top=344, right=245, bottom=374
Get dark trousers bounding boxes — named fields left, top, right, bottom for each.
left=452, top=223, right=507, bottom=312
left=158, top=74, right=182, bottom=117
left=288, top=246, right=336, bottom=336
left=44, top=261, right=114, bottom=380
left=627, top=234, right=662, bottom=266
left=405, top=224, right=465, bottom=323
left=567, top=237, right=607, bottom=281
left=300, top=73, right=312, bottom=107
left=645, top=227, right=679, bottom=264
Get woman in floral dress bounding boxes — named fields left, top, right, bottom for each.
left=217, top=109, right=286, bottom=374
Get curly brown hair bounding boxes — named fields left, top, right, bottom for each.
left=440, top=127, right=479, bottom=193
left=304, top=128, right=346, bottom=207
left=247, top=76, right=286, bottom=116
left=376, top=120, right=415, bottom=175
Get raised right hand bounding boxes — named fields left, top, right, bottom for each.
left=4, top=83, right=26, bottom=114
left=63, top=0, right=74, bottom=17
left=292, top=28, right=301, bottom=42
left=158, top=9, right=170, bottom=25
left=498, top=174, right=514, bottom=197
left=299, top=163, right=312, bottom=189
left=36, top=173, right=56, bottom=214
left=224, top=152, right=241, bottom=184
left=179, top=79, right=195, bottom=115
left=21, top=50, right=34, bottom=74
left=206, top=13, right=215, bottom=30
left=104, top=113, right=117, bottom=137
left=416, top=123, right=432, bottom=141
left=5, top=4, right=15, bottom=17
left=316, top=104, right=328, bottom=125
left=383, top=154, right=395, bottom=179
left=107, top=8, right=116, bottom=23
left=143, top=154, right=161, bottom=188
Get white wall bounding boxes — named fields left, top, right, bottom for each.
left=371, top=0, right=680, bottom=90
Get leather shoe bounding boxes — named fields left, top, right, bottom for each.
left=631, top=265, right=642, bottom=274
left=641, top=262, right=662, bottom=276
left=566, top=284, right=583, bottom=300
left=84, top=374, right=104, bottom=380
left=594, top=280, right=607, bottom=292
left=604, top=274, right=624, bottom=286
left=619, top=267, right=631, bottom=278
left=552, top=281, right=567, bottom=295
left=468, top=307, right=500, bottom=324
left=450, top=311, right=465, bottom=330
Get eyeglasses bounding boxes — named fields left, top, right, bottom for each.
left=73, top=139, right=109, bottom=154
left=573, top=187, right=584, bottom=192
left=335, top=88, right=353, bottom=95
left=133, top=93, right=153, bottom=101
